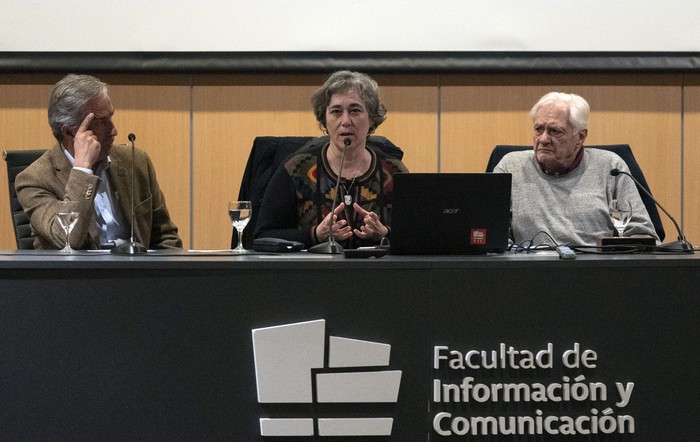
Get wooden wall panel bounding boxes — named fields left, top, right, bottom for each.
left=107, top=84, right=192, bottom=248
left=376, top=87, right=439, bottom=172
left=440, top=77, right=681, bottom=241
left=440, top=83, right=542, bottom=172
left=374, top=75, right=440, bottom=173
left=683, top=80, right=700, bottom=243
left=191, top=79, right=321, bottom=250
left=0, top=83, right=57, bottom=249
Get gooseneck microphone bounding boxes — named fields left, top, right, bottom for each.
left=610, top=168, right=693, bottom=253
left=112, top=133, right=148, bottom=255
left=307, top=138, right=352, bottom=254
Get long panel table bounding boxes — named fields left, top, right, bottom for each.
left=0, top=251, right=698, bottom=441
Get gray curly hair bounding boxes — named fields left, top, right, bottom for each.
left=48, top=74, right=108, bottom=142
left=311, top=70, right=387, bottom=135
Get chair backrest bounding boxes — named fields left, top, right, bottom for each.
left=3, top=149, right=46, bottom=249
left=485, top=144, right=665, bottom=241
left=233, top=136, right=404, bottom=248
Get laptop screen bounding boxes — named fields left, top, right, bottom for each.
left=389, top=173, right=512, bottom=254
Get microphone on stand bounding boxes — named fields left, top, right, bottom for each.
left=307, top=137, right=352, bottom=254
left=112, top=133, right=148, bottom=255
left=610, top=168, right=694, bottom=253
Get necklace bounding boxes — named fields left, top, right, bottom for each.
left=341, top=176, right=358, bottom=206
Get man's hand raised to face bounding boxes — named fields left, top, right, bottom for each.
left=72, top=113, right=102, bottom=170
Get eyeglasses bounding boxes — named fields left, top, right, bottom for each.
left=511, top=231, right=558, bottom=253
left=513, top=239, right=553, bottom=253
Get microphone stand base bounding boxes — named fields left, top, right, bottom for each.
left=307, top=241, right=344, bottom=255
left=656, top=239, right=695, bottom=253
left=111, top=241, right=148, bottom=255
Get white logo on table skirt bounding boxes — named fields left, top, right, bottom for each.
left=252, top=319, right=402, bottom=437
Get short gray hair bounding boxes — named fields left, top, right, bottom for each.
left=48, top=74, right=108, bottom=142
left=311, top=70, right=387, bottom=135
left=530, top=92, right=590, bottom=134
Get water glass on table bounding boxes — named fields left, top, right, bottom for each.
left=228, top=201, right=252, bottom=253
left=57, top=201, right=79, bottom=254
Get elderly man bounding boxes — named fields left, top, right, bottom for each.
left=16, top=74, right=181, bottom=250
left=494, top=92, right=658, bottom=247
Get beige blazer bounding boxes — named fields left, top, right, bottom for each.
left=16, top=143, right=181, bottom=250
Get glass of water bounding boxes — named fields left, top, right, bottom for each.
left=609, top=199, right=632, bottom=237
left=57, top=200, right=79, bottom=254
left=228, top=201, right=252, bottom=253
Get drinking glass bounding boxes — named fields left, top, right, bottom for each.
left=609, top=199, right=632, bottom=237
left=228, top=201, right=252, bottom=253
left=57, top=201, right=79, bottom=254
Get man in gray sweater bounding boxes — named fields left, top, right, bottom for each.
left=494, top=92, right=658, bottom=247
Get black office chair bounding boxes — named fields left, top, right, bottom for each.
left=233, top=136, right=404, bottom=248
left=485, top=144, right=665, bottom=242
left=3, top=149, right=46, bottom=249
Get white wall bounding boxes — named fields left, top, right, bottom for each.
left=3, top=0, right=699, bottom=52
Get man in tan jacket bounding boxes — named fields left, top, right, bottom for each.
left=16, top=74, right=181, bottom=250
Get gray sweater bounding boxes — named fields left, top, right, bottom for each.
left=494, top=148, right=658, bottom=246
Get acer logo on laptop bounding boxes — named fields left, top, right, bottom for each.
left=443, top=208, right=460, bottom=214
left=252, top=319, right=402, bottom=437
